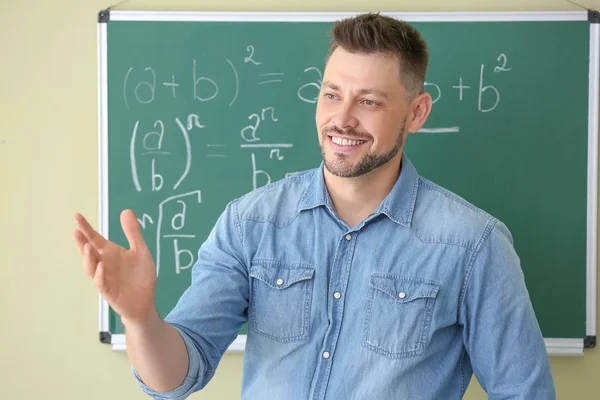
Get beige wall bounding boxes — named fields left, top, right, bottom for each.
left=1, top=0, right=599, bottom=398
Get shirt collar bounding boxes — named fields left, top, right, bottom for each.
left=298, top=153, right=419, bottom=228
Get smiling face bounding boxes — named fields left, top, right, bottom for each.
left=315, top=47, right=412, bottom=178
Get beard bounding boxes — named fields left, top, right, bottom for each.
left=320, top=118, right=406, bottom=178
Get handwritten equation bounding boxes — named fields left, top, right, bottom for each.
left=130, top=106, right=289, bottom=193
left=123, top=47, right=512, bottom=113
left=122, top=44, right=514, bottom=276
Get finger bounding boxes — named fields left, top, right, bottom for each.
left=74, top=213, right=107, bottom=251
left=82, top=243, right=99, bottom=280
left=94, top=261, right=110, bottom=300
left=120, top=209, right=147, bottom=252
left=72, top=229, right=91, bottom=257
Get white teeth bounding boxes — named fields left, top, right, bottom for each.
left=331, top=136, right=365, bottom=146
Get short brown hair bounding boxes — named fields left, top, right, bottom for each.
left=327, top=13, right=429, bottom=98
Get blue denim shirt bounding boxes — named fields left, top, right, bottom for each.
left=133, top=154, right=555, bottom=399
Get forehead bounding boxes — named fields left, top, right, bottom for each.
left=323, top=47, right=403, bottom=89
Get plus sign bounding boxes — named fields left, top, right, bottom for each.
left=452, top=77, right=471, bottom=101
left=163, top=75, right=180, bottom=98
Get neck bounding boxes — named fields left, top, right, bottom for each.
left=324, top=155, right=402, bottom=228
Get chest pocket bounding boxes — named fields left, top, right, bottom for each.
left=363, top=274, right=440, bottom=359
left=249, top=261, right=315, bottom=343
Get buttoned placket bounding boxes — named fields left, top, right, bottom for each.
left=309, top=230, right=358, bottom=400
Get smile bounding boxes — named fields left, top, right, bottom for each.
left=330, top=136, right=367, bottom=146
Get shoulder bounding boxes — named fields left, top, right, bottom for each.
left=231, top=168, right=317, bottom=226
left=411, top=176, right=510, bottom=251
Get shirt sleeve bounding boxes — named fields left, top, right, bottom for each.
left=131, top=199, right=249, bottom=399
left=459, top=219, right=556, bottom=399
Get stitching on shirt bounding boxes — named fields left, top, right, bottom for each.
left=235, top=175, right=312, bottom=228
left=362, top=275, right=439, bottom=359
left=169, top=323, right=218, bottom=392
left=251, top=259, right=314, bottom=268
left=369, top=274, right=441, bottom=301
left=418, top=177, right=488, bottom=215
left=408, top=177, right=493, bottom=250
left=409, top=228, right=477, bottom=251
left=417, top=296, right=435, bottom=350
left=250, top=270, right=313, bottom=288
left=324, top=233, right=346, bottom=321
left=236, top=168, right=313, bottom=205
left=232, top=199, right=244, bottom=246
left=459, top=348, right=466, bottom=393
left=405, top=173, right=420, bottom=227
left=297, top=170, right=317, bottom=208
left=241, top=211, right=303, bottom=229
left=456, top=217, right=498, bottom=320
left=378, top=163, right=419, bottom=227
left=250, top=273, right=313, bottom=343
left=191, top=370, right=215, bottom=388
left=251, top=329, right=309, bottom=343
left=362, top=339, right=427, bottom=359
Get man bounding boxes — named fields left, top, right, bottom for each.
left=73, top=13, right=555, bottom=399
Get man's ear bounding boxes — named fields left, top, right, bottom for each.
left=406, top=92, right=433, bottom=134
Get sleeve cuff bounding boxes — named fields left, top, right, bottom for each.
left=131, top=325, right=202, bottom=400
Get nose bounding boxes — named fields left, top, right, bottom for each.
left=332, top=102, right=359, bottom=130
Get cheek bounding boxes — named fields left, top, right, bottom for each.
left=315, top=101, right=329, bottom=128
left=356, top=112, right=380, bottom=134
left=360, top=115, right=398, bottom=146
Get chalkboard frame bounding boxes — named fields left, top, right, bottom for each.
left=96, top=10, right=599, bottom=356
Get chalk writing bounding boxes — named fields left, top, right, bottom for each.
left=155, top=191, right=202, bottom=276
left=119, top=49, right=514, bottom=281
left=298, top=67, right=323, bottom=104
left=245, top=45, right=261, bottom=65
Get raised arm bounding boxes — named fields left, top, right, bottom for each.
left=73, top=209, right=189, bottom=393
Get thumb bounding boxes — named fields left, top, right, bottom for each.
left=120, top=209, right=148, bottom=252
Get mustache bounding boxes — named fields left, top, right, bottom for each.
left=322, top=126, right=371, bottom=140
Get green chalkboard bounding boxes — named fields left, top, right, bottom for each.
left=98, top=11, right=597, bottom=352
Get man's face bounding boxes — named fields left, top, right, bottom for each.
left=315, top=47, right=411, bottom=178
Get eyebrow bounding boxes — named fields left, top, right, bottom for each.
left=322, top=80, right=389, bottom=100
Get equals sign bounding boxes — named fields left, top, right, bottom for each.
left=258, top=72, right=284, bottom=85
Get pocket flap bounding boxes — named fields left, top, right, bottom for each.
left=369, top=274, right=439, bottom=303
left=250, top=261, right=315, bottom=289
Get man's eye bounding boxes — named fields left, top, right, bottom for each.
left=363, top=99, right=377, bottom=106
left=325, top=93, right=336, bottom=99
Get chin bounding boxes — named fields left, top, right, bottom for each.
left=324, top=159, right=360, bottom=178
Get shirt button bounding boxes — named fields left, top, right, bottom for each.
left=398, top=292, right=406, bottom=299
left=323, top=351, right=330, bottom=359
left=334, top=292, right=342, bottom=299
left=276, top=279, right=284, bottom=286
left=345, top=233, right=352, bottom=240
